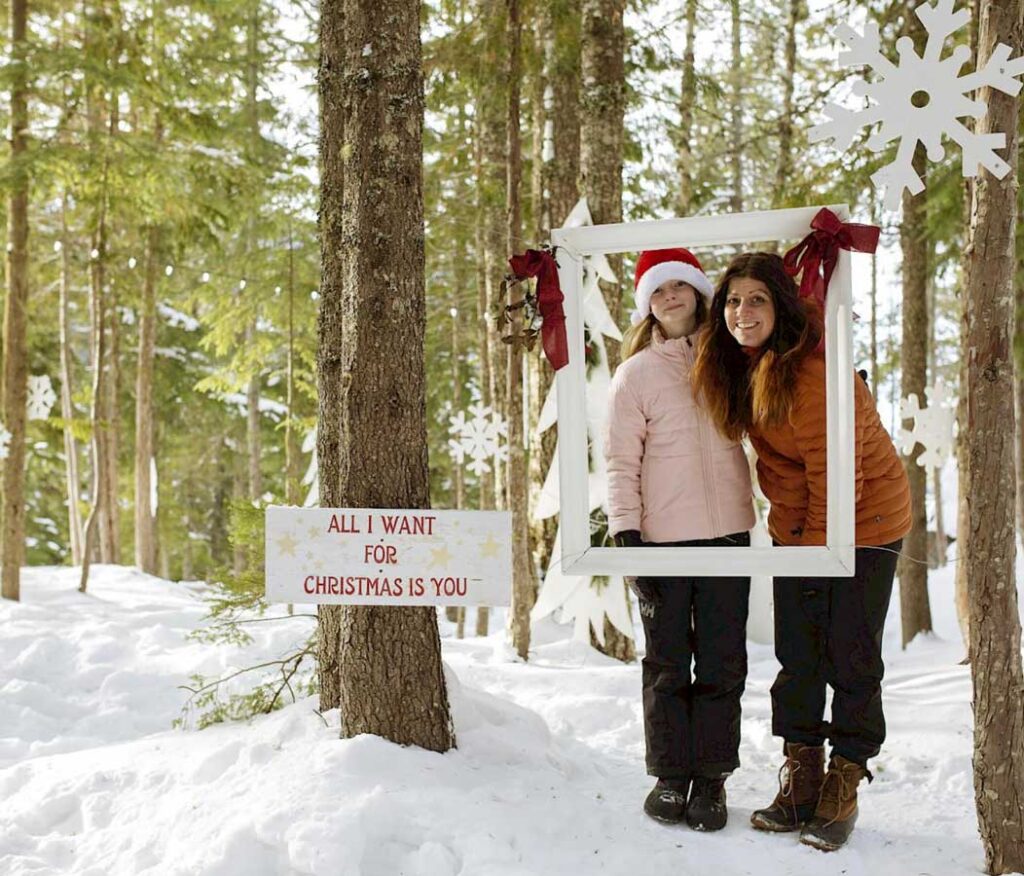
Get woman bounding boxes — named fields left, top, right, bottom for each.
left=605, top=247, right=755, bottom=831
left=691, top=252, right=911, bottom=852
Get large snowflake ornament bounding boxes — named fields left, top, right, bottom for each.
left=0, top=422, right=9, bottom=460
left=448, top=403, right=508, bottom=477
left=898, top=378, right=957, bottom=469
left=809, top=0, right=1024, bottom=210
left=27, top=375, right=57, bottom=420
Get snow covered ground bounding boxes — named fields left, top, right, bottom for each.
left=0, top=559, right=1019, bottom=876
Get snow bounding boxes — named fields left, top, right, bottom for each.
left=0, top=560, right=1020, bottom=875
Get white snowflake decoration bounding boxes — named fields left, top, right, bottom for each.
left=809, top=0, right=1024, bottom=210
left=0, top=423, right=9, bottom=460
left=447, top=403, right=508, bottom=477
left=899, top=378, right=957, bottom=469
left=27, top=375, right=57, bottom=420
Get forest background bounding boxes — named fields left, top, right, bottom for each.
left=0, top=0, right=1018, bottom=650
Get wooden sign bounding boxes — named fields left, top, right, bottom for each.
left=264, top=506, right=512, bottom=605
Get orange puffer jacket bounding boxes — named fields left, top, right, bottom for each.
left=747, top=354, right=911, bottom=547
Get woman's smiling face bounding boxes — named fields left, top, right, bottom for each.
left=724, top=277, right=776, bottom=348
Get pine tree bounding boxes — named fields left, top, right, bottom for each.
left=317, top=0, right=455, bottom=750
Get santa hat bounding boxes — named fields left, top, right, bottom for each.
left=631, top=247, right=714, bottom=325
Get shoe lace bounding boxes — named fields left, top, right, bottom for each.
left=777, top=757, right=801, bottom=823
left=816, top=765, right=856, bottom=829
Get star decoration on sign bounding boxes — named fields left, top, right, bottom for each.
left=275, top=532, right=299, bottom=557
left=430, top=544, right=454, bottom=566
left=479, top=534, right=501, bottom=559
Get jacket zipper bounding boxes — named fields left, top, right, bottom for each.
left=683, top=338, right=720, bottom=536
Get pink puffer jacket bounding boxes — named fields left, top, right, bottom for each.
left=605, top=329, right=755, bottom=543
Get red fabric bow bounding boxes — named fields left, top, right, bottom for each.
left=508, top=249, right=568, bottom=371
left=782, top=208, right=880, bottom=307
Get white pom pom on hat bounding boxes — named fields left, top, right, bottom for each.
left=630, top=247, right=714, bottom=325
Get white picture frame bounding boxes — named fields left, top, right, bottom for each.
left=549, top=205, right=856, bottom=578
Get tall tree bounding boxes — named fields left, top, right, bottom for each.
left=676, top=0, right=698, bottom=216
left=962, top=1, right=1024, bottom=871
left=728, top=0, right=743, bottom=214
left=772, top=0, right=802, bottom=208
left=1, top=0, right=30, bottom=601
left=897, top=6, right=932, bottom=647
left=580, top=0, right=633, bottom=662
left=505, top=0, right=536, bottom=659
left=318, top=0, right=455, bottom=750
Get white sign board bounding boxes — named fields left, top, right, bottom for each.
left=264, top=506, right=512, bottom=605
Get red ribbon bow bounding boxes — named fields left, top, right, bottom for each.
left=508, top=249, right=568, bottom=371
left=782, top=208, right=880, bottom=307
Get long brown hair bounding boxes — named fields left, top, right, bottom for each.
left=691, top=252, right=822, bottom=440
left=621, top=289, right=708, bottom=360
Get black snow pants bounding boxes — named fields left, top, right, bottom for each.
left=637, top=531, right=751, bottom=781
left=770, top=539, right=902, bottom=767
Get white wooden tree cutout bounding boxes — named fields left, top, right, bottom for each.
left=899, top=377, right=956, bottom=469
left=27, top=375, right=57, bottom=421
left=810, top=0, right=1024, bottom=210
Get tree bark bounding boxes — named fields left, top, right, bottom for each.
left=319, top=0, right=454, bottom=751
left=134, top=222, right=159, bottom=574
left=772, top=0, right=800, bottom=208
left=580, top=0, right=625, bottom=370
left=728, top=0, right=743, bottom=215
left=580, top=0, right=633, bottom=662
left=535, top=0, right=581, bottom=576
left=477, top=0, right=509, bottom=503
left=59, top=191, right=84, bottom=567
left=676, top=0, right=698, bottom=216
left=1, top=0, right=30, bottom=601
left=963, top=3, right=1024, bottom=872
left=505, top=0, right=537, bottom=660
left=246, top=0, right=263, bottom=502
left=897, top=120, right=932, bottom=647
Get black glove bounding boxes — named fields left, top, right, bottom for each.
left=614, top=530, right=643, bottom=548
left=614, top=531, right=657, bottom=605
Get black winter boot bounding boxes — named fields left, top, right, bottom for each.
left=686, top=775, right=728, bottom=831
left=643, top=778, right=690, bottom=824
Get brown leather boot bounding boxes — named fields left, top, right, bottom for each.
left=750, top=743, right=825, bottom=832
left=800, top=755, right=871, bottom=851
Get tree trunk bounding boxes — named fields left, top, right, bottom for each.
left=246, top=0, right=263, bottom=502
left=476, top=0, right=509, bottom=503
left=286, top=219, right=300, bottom=506
left=963, top=3, right=1024, bottom=872
left=506, top=0, right=536, bottom=661
left=580, top=0, right=633, bottom=662
left=676, top=0, right=698, bottom=216
left=1, top=0, right=30, bottom=601
left=134, top=222, right=159, bottom=574
left=956, top=0, right=985, bottom=652
left=926, top=271, right=948, bottom=568
left=728, top=0, right=743, bottom=215
left=59, top=191, right=84, bottom=567
left=897, top=122, right=932, bottom=648
left=772, top=0, right=800, bottom=209
left=580, top=0, right=625, bottom=371
left=319, top=0, right=454, bottom=751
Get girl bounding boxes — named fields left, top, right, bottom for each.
left=691, top=252, right=910, bottom=852
left=605, top=247, right=755, bottom=831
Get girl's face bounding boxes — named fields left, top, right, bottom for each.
left=649, top=279, right=698, bottom=331
left=724, top=277, right=776, bottom=347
